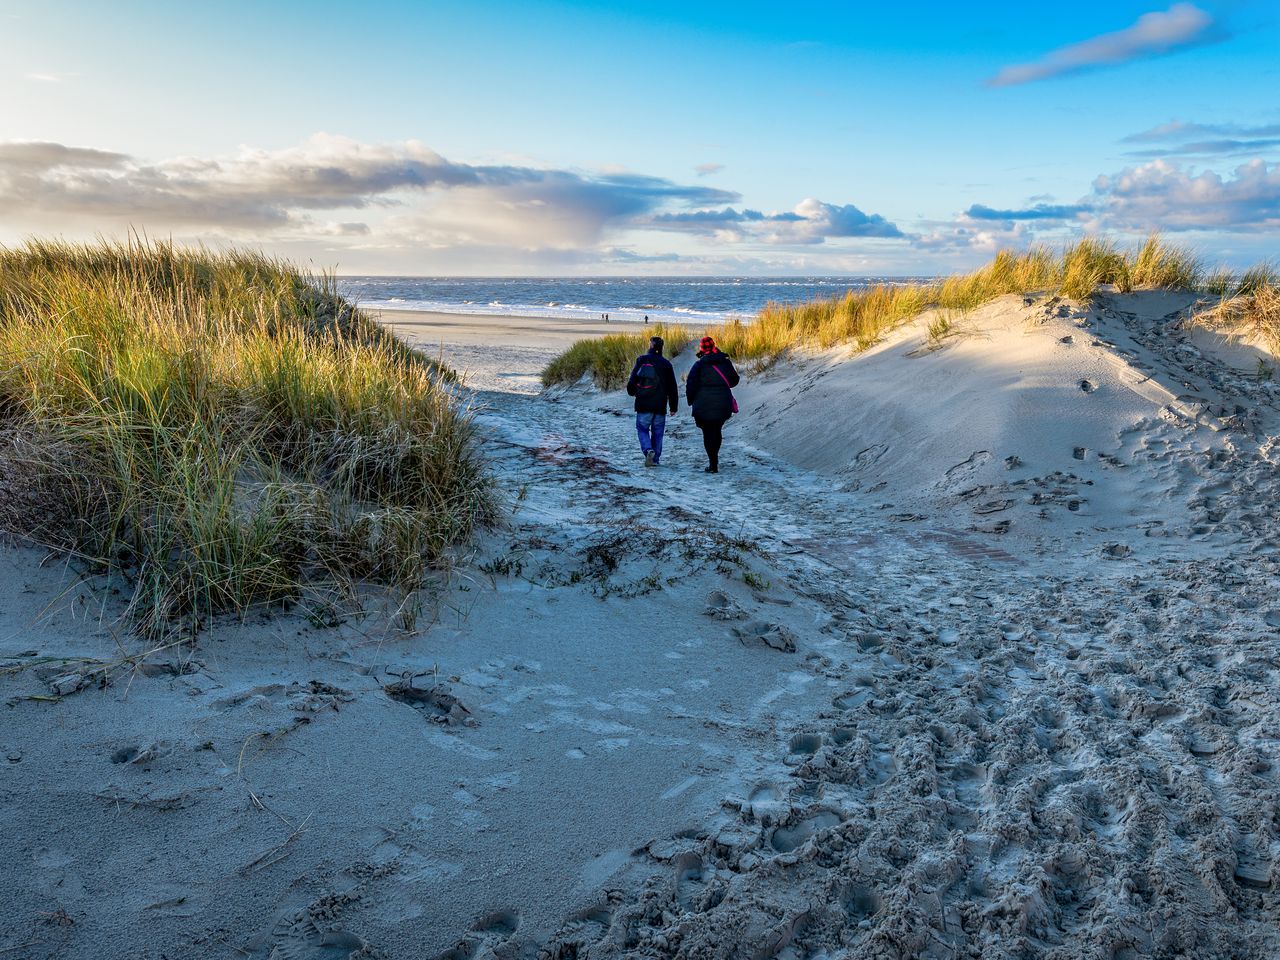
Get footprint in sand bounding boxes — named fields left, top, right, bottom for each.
left=829, top=727, right=855, bottom=747
left=434, top=907, right=522, bottom=960
left=839, top=880, right=883, bottom=923
left=974, top=499, right=1013, bottom=515
left=550, top=902, right=614, bottom=951
left=747, top=781, right=786, bottom=822
left=673, top=852, right=709, bottom=911
left=769, top=810, right=842, bottom=854
left=1233, top=840, right=1273, bottom=891
left=384, top=680, right=475, bottom=726
left=786, top=733, right=822, bottom=764
left=261, top=916, right=369, bottom=960
left=732, top=619, right=797, bottom=653
left=833, top=689, right=872, bottom=711
left=109, top=740, right=172, bottom=766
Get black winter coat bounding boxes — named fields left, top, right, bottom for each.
left=625, top=351, right=679, bottom=414
left=686, top=352, right=740, bottom=422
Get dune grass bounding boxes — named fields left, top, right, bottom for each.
left=0, top=239, right=492, bottom=636
left=1193, top=280, right=1280, bottom=354
left=540, top=323, right=692, bottom=389
left=542, top=235, right=1226, bottom=386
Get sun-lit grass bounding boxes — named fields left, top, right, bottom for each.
left=0, top=238, right=493, bottom=636
left=926, top=309, right=963, bottom=345
left=1193, top=281, right=1280, bottom=354
left=1126, top=234, right=1202, bottom=291
left=542, top=235, right=1221, bottom=385
left=1057, top=237, right=1125, bottom=300
left=1236, top=263, right=1279, bottom=296
left=539, top=323, right=692, bottom=389
left=1201, top=267, right=1237, bottom=297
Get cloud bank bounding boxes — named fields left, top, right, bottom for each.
left=932, top=155, right=1280, bottom=256
left=0, top=135, right=900, bottom=256
left=987, top=4, right=1221, bottom=87
left=652, top=198, right=903, bottom=244
left=8, top=132, right=1276, bottom=274
left=0, top=136, right=740, bottom=241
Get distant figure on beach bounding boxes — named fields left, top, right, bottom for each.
left=685, top=336, right=740, bottom=474
left=644, top=314, right=649, bottom=324
left=626, top=336, right=679, bottom=468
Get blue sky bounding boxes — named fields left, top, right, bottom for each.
left=2, top=0, right=1278, bottom=274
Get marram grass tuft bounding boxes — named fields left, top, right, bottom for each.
left=0, top=239, right=493, bottom=636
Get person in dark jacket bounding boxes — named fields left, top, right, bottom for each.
left=625, top=336, right=679, bottom=467
left=685, top=335, right=740, bottom=474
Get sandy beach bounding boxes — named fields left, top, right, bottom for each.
left=377, top=310, right=648, bottom=395
left=4, top=296, right=1280, bottom=959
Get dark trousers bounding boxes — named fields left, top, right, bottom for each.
left=694, top=416, right=725, bottom=467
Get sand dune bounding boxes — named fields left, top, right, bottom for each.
left=737, top=290, right=1277, bottom=551
left=4, top=294, right=1279, bottom=959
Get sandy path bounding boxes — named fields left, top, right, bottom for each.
left=3, top=304, right=1279, bottom=959
left=392, top=306, right=1280, bottom=958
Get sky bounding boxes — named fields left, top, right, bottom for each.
left=1, top=0, right=1278, bottom=275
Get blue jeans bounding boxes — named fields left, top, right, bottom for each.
left=635, top=412, right=667, bottom=462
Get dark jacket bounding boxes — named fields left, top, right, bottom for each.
left=686, top=351, right=740, bottom=422
left=626, top=351, right=679, bottom=414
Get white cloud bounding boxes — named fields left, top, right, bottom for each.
left=987, top=4, right=1220, bottom=87
left=912, top=219, right=1034, bottom=253
left=1088, top=158, right=1280, bottom=232
left=694, top=162, right=725, bottom=177
left=651, top=198, right=903, bottom=245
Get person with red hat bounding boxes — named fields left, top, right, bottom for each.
left=685, top=335, right=741, bottom=474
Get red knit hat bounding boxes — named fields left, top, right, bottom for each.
left=699, top=336, right=717, bottom=354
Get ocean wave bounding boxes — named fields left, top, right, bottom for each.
left=336, top=275, right=934, bottom=324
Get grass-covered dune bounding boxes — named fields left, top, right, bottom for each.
left=0, top=240, right=493, bottom=636
left=543, top=236, right=1277, bottom=389
left=541, top=323, right=693, bottom=390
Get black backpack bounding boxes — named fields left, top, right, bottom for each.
left=634, top=360, right=660, bottom=396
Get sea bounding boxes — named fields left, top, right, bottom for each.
left=336, top=276, right=933, bottom=325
